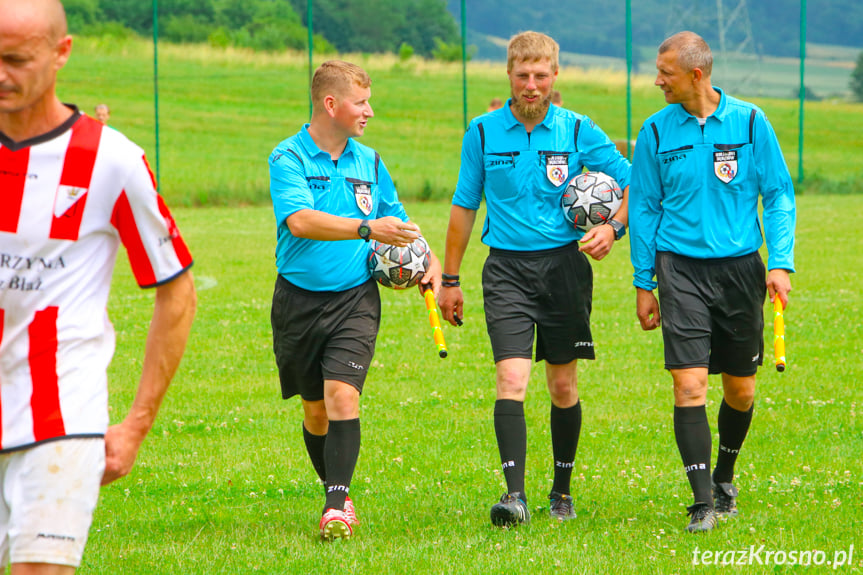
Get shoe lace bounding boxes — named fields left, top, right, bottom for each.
left=687, top=503, right=712, bottom=521
left=713, top=482, right=737, bottom=510
left=550, top=493, right=573, bottom=512
left=501, top=492, right=525, bottom=505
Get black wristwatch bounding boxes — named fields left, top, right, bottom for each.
left=607, top=219, right=626, bottom=241
left=358, top=219, right=371, bottom=241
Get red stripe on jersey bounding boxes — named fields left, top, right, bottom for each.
left=156, top=193, right=193, bottom=268
left=0, top=146, right=30, bottom=233
left=142, top=154, right=192, bottom=267
left=142, top=154, right=157, bottom=190
left=110, top=190, right=156, bottom=286
left=50, top=117, right=103, bottom=241
left=29, top=307, right=66, bottom=441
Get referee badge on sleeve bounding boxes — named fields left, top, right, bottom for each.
left=353, top=183, right=373, bottom=215
left=714, top=150, right=738, bottom=184
left=545, top=154, right=569, bottom=187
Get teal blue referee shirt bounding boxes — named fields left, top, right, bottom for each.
left=629, top=87, right=796, bottom=291
left=452, top=101, right=631, bottom=251
left=269, top=125, right=409, bottom=292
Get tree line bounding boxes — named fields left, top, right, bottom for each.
left=63, top=0, right=460, bottom=58
left=445, top=0, right=863, bottom=61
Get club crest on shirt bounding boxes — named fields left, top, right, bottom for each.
left=545, top=154, right=569, bottom=186
left=714, top=150, right=738, bottom=184
left=353, top=183, right=372, bottom=215
left=53, top=185, right=88, bottom=218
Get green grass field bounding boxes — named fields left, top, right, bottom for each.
left=81, top=194, right=862, bottom=574
left=59, top=38, right=863, bottom=207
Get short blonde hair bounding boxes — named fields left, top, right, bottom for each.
left=311, top=60, right=371, bottom=113
left=659, top=31, right=713, bottom=77
left=507, top=31, right=559, bottom=73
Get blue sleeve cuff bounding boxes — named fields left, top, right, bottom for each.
left=633, top=273, right=657, bottom=291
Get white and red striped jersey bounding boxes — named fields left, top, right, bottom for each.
left=0, top=108, right=193, bottom=452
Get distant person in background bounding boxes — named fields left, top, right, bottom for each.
left=487, top=97, right=503, bottom=112
left=629, top=31, right=796, bottom=533
left=268, top=60, right=441, bottom=541
left=94, top=103, right=110, bottom=124
left=0, top=0, right=197, bottom=572
left=440, top=31, right=630, bottom=528
left=552, top=90, right=563, bottom=106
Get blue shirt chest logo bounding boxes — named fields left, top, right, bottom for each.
left=714, top=150, right=738, bottom=183
left=354, top=182, right=372, bottom=215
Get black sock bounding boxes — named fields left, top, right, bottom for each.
left=302, top=423, right=327, bottom=487
left=494, top=399, right=527, bottom=501
left=323, top=418, right=360, bottom=513
left=713, top=399, right=754, bottom=484
left=673, top=405, right=713, bottom=507
left=550, top=401, right=581, bottom=495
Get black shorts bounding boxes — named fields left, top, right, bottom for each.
left=656, top=251, right=766, bottom=377
left=271, top=275, right=380, bottom=401
left=482, top=242, right=594, bottom=364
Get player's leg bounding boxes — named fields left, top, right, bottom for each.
left=321, top=380, right=360, bottom=510
left=671, top=367, right=718, bottom=532
left=317, top=381, right=361, bottom=540
left=545, top=360, right=580, bottom=521
left=656, top=252, right=718, bottom=532
left=710, top=252, right=765, bottom=517
left=301, top=399, right=328, bottom=485
left=271, top=276, right=335, bottom=520
left=303, top=393, right=360, bottom=530
left=711, top=374, right=755, bottom=517
left=317, top=280, right=379, bottom=540
left=482, top=250, right=537, bottom=527
left=535, top=242, right=593, bottom=521
left=493, top=356, right=532, bottom=509
left=10, top=564, right=75, bottom=575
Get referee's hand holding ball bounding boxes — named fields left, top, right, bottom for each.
left=369, top=216, right=420, bottom=247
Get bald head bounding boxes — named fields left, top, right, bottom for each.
left=0, top=0, right=68, bottom=44
left=0, top=0, right=74, bottom=136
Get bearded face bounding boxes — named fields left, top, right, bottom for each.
left=511, top=88, right=552, bottom=121
left=507, top=58, right=557, bottom=124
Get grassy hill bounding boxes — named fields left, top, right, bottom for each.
left=59, top=37, right=863, bottom=206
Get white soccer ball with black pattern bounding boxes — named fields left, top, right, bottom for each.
left=368, top=236, right=431, bottom=289
left=561, top=171, right=623, bottom=231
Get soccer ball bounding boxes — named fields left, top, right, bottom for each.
left=368, top=236, right=431, bottom=289
left=561, top=172, right=623, bottom=231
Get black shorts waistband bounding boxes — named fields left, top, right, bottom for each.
left=489, top=240, right=580, bottom=259
left=276, top=274, right=374, bottom=297
left=657, top=250, right=761, bottom=267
